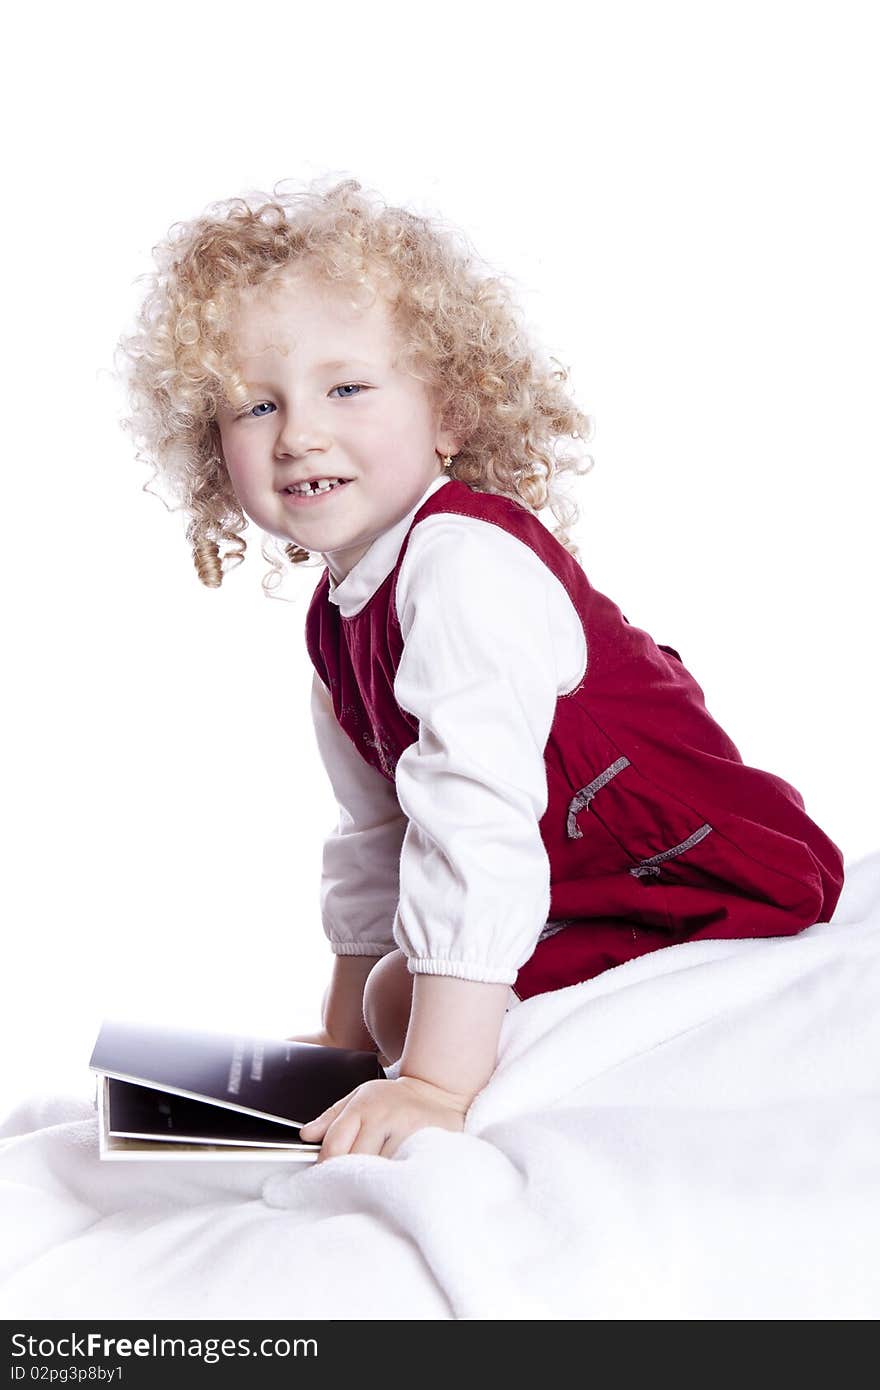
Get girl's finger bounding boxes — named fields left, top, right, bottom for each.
left=300, top=1113, right=340, bottom=1139
left=378, top=1132, right=400, bottom=1159
left=349, top=1121, right=394, bottom=1157
left=298, top=1110, right=329, bottom=1136
left=315, top=1110, right=363, bottom=1162
left=300, top=1089, right=356, bottom=1136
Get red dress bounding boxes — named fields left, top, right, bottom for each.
left=306, top=479, right=845, bottom=1001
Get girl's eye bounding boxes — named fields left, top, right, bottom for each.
left=239, top=385, right=365, bottom=418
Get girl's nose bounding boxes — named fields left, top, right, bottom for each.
left=274, top=413, right=332, bottom=458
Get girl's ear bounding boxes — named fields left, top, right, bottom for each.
left=436, top=429, right=462, bottom=459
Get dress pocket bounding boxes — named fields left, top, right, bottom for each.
left=564, top=753, right=713, bottom=881
left=565, top=757, right=632, bottom=838
left=628, top=822, right=714, bottom=879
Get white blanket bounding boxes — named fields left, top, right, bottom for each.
left=2, top=853, right=879, bottom=1320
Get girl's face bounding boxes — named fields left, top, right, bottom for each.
left=215, top=268, right=458, bottom=581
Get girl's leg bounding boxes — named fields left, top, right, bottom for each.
left=363, top=949, right=414, bottom=1067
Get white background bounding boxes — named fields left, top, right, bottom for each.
left=2, top=0, right=877, bottom=1108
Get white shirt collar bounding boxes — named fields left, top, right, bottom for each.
left=325, top=473, right=452, bottom=617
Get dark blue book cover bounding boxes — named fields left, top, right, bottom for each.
left=90, top=1020, right=384, bottom=1143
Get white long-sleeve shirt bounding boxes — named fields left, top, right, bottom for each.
left=311, top=474, right=588, bottom=985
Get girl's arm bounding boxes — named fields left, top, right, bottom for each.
left=289, top=955, right=379, bottom=1052
left=400, top=974, right=510, bottom=1101
left=292, top=671, right=406, bottom=1050
left=390, top=516, right=580, bottom=992
left=310, top=670, right=407, bottom=959
left=322, top=955, right=381, bottom=1050
left=300, top=519, right=583, bottom=1159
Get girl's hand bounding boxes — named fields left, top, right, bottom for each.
left=287, top=1028, right=378, bottom=1053
left=287, top=1028, right=337, bottom=1048
left=299, top=1075, right=470, bottom=1161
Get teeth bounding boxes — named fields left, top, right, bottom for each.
left=287, top=478, right=345, bottom=495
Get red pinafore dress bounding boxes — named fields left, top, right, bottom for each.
left=305, top=479, right=845, bottom=1001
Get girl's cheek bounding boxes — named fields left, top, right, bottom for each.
left=222, top=450, right=253, bottom=492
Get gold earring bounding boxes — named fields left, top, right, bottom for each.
left=443, top=454, right=454, bottom=469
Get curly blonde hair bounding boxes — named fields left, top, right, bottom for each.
left=116, top=174, right=595, bottom=591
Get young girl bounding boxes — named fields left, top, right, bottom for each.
left=118, top=176, right=845, bottom=1164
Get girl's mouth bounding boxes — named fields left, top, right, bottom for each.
left=281, top=478, right=353, bottom=507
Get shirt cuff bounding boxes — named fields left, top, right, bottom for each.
left=405, top=955, right=517, bottom=985
left=328, top=941, right=396, bottom=957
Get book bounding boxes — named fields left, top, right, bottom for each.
left=89, top=1019, right=386, bottom=1161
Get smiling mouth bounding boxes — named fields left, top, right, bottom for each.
left=282, top=478, right=353, bottom=502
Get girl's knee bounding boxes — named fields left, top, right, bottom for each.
left=363, top=948, right=412, bottom=1023
left=363, top=949, right=413, bottom=1060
